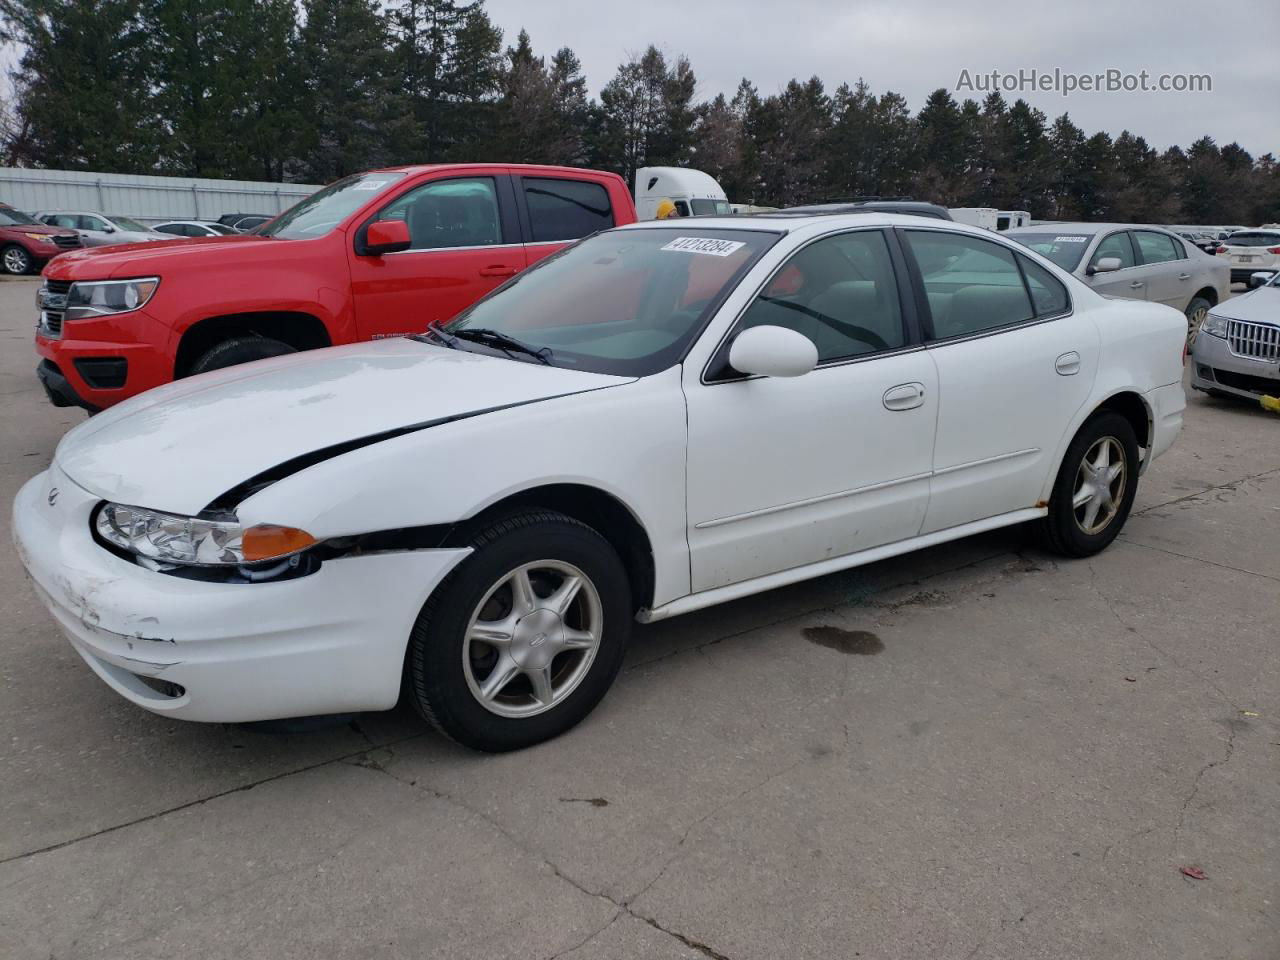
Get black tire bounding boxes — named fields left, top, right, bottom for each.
left=1184, top=296, right=1212, bottom=343
left=1036, top=411, right=1139, bottom=558
left=188, top=335, right=296, bottom=375
left=2, top=244, right=32, bottom=275
left=406, top=510, right=632, bottom=752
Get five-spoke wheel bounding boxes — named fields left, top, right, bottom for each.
left=1038, top=411, right=1139, bottom=557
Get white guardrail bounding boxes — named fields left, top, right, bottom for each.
left=0, top=167, right=322, bottom=224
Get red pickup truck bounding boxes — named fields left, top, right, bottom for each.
left=35, top=164, right=636, bottom=411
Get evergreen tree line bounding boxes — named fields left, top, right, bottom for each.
left=2, top=0, right=1276, bottom=224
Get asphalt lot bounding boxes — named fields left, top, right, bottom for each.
left=0, top=275, right=1276, bottom=959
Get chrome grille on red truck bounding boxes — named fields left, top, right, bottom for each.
left=1226, top=319, right=1280, bottom=363
left=38, top=279, right=70, bottom=339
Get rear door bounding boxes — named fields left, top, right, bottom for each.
left=1132, top=229, right=1190, bottom=309
left=348, top=170, right=526, bottom=340
left=513, top=173, right=617, bottom=267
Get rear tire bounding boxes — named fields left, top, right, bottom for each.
left=406, top=511, right=632, bottom=752
left=189, top=335, right=296, bottom=375
left=2, top=244, right=31, bottom=275
left=1036, top=411, right=1139, bottom=558
left=1184, top=296, right=1211, bottom=344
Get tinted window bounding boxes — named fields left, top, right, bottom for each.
left=1226, top=232, right=1280, bottom=247
left=1091, top=232, right=1136, bottom=269
left=1007, top=232, right=1093, bottom=271
left=45, top=214, right=78, bottom=229
left=905, top=231, right=1035, bottom=339
left=691, top=198, right=732, bottom=216
left=739, top=230, right=905, bottom=361
left=1134, top=230, right=1182, bottom=264
left=0, top=206, right=39, bottom=226
left=1018, top=255, right=1070, bottom=316
left=154, top=224, right=185, bottom=236
left=997, top=216, right=1010, bottom=230
left=378, top=177, right=502, bottom=250
left=523, top=178, right=613, bottom=242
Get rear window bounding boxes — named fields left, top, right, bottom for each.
left=523, top=178, right=613, bottom=242
left=1226, top=232, right=1280, bottom=247
left=1007, top=232, right=1094, bottom=271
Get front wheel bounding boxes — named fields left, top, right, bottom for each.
left=189, top=335, right=296, bottom=375
left=1184, top=296, right=1212, bottom=345
left=2, top=244, right=32, bottom=275
left=405, top=511, right=632, bottom=752
left=1036, top=411, right=1139, bottom=558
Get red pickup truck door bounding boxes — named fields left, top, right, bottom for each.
left=348, top=171, right=526, bottom=339
left=511, top=173, right=619, bottom=269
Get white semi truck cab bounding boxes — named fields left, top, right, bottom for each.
left=635, top=167, right=732, bottom=220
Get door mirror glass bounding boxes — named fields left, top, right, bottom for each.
left=364, top=218, right=412, bottom=255
left=728, top=325, right=818, bottom=378
left=1249, top=271, right=1275, bottom=288
left=1089, top=256, right=1122, bottom=275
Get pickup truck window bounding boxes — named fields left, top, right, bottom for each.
left=378, top=177, right=502, bottom=250
left=522, top=178, right=613, bottom=242
left=259, top=171, right=406, bottom=239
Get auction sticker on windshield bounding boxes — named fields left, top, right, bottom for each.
left=1054, top=236, right=1089, bottom=243
left=661, top=237, right=746, bottom=257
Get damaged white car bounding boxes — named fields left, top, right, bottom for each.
left=13, top=214, right=1187, bottom=751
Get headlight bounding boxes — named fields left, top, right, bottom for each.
left=65, top=277, right=159, bottom=321
left=22, top=232, right=55, bottom=243
left=95, top=502, right=316, bottom=567
left=1199, top=313, right=1228, bottom=339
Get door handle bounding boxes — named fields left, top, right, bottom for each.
left=1055, top=351, right=1081, bottom=376
left=1177, top=273, right=1191, bottom=281
left=479, top=265, right=519, bottom=277
left=1128, top=281, right=1145, bottom=289
left=883, top=382, right=925, bottom=411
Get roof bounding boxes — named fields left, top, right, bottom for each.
left=615, top=212, right=1016, bottom=241
left=1005, top=222, right=1181, bottom=233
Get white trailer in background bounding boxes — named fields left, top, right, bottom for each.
left=997, top=210, right=1031, bottom=231
left=949, top=207, right=1000, bottom=230
left=634, top=167, right=731, bottom=220
left=0, top=167, right=321, bottom=225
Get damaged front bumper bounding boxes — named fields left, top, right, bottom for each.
left=12, top=466, right=470, bottom=723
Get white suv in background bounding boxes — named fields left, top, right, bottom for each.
left=1215, top=229, right=1280, bottom=286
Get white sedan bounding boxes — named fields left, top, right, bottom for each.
left=13, top=214, right=1187, bottom=751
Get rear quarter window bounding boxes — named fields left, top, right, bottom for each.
left=523, top=178, right=614, bottom=242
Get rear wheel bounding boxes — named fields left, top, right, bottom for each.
left=2, top=244, right=31, bottom=275
left=406, top=511, right=631, bottom=752
left=1184, top=296, right=1211, bottom=344
left=189, top=335, right=296, bottom=375
left=1037, top=412, right=1139, bottom=558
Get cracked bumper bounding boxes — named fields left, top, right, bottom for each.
left=12, top=466, right=470, bottom=722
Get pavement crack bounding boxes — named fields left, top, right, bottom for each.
left=545, top=909, right=622, bottom=960
left=1173, top=717, right=1238, bottom=848
left=1116, top=537, right=1280, bottom=584
left=1131, top=465, right=1280, bottom=517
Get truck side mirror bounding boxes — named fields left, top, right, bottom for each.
left=364, top=219, right=412, bottom=256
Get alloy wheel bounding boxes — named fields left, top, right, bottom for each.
left=3, top=247, right=29, bottom=274
left=462, top=560, right=603, bottom=718
left=1072, top=436, right=1127, bottom=535
left=1186, top=304, right=1208, bottom=344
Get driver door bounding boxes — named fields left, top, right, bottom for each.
left=683, top=228, right=938, bottom=592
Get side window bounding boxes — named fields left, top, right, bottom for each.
left=522, top=178, right=613, bottom=242
left=48, top=215, right=75, bottom=228
left=80, top=216, right=108, bottom=231
left=903, top=231, right=1035, bottom=339
left=1133, top=230, right=1182, bottom=264
left=1018, top=255, right=1070, bottom=317
left=377, top=177, right=501, bottom=250
left=739, top=230, right=905, bottom=362
left=1090, top=232, right=1136, bottom=270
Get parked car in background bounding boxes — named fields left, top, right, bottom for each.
left=1173, top=230, right=1221, bottom=255
left=950, top=207, right=999, bottom=230
left=1006, top=223, right=1229, bottom=336
left=1191, top=269, right=1279, bottom=401
left=782, top=200, right=952, bottom=220
left=216, top=212, right=274, bottom=232
left=35, top=211, right=169, bottom=247
left=0, top=203, right=80, bottom=274
left=13, top=213, right=1186, bottom=750
left=34, top=164, right=636, bottom=411
left=153, top=220, right=240, bottom=238
left=1214, top=229, right=1280, bottom=285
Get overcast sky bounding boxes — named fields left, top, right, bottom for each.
left=482, top=0, right=1279, bottom=157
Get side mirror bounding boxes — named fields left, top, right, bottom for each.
left=101, top=225, right=116, bottom=234
left=728, top=325, right=818, bottom=379
left=1087, top=256, right=1122, bottom=276
left=364, top=219, right=412, bottom=255
left=1249, top=271, right=1275, bottom=289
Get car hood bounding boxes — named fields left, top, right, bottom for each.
left=1211, top=286, right=1279, bottom=325
left=4, top=223, right=74, bottom=238
left=45, top=234, right=266, bottom=279
left=55, top=337, right=631, bottom=515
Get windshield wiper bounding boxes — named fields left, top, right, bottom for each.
left=450, top=327, right=553, bottom=365
left=416, top=326, right=459, bottom=349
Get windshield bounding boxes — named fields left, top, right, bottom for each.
left=1007, top=232, right=1094, bottom=271
left=258, top=172, right=407, bottom=239
left=0, top=207, right=40, bottom=227
left=110, top=215, right=150, bottom=232
left=690, top=198, right=733, bottom=216
left=439, top=228, right=780, bottom=375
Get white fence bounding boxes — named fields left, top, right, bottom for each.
left=0, top=167, right=322, bottom=223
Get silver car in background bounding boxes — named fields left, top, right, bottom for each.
left=1191, top=270, right=1280, bottom=401
left=34, top=211, right=170, bottom=247
left=1006, top=223, right=1230, bottom=337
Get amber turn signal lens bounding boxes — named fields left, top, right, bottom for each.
left=240, top=524, right=317, bottom=562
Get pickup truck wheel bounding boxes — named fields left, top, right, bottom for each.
left=189, top=336, right=296, bottom=375
left=1184, top=296, right=1211, bottom=343
left=406, top=510, right=631, bottom=752
left=2, top=245, right=31, bottom=275
left=1036, top=412, right=1139, bottom=558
